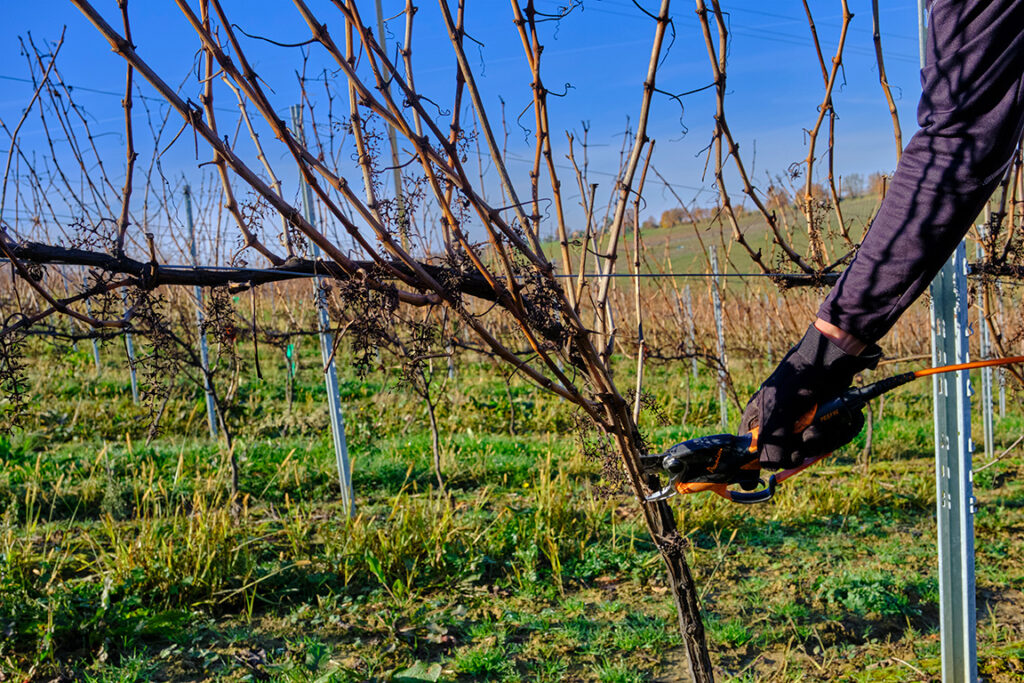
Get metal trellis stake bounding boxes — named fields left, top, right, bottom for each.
left=708, top=246, right=728, bottom=430
left=683, top=286, right=699, bottom=379
left=998, top=366, right=1006, bottom=419
left=996, top=289, right=1007, bottom=419
left=975, top=239, right=994, bottom=460
left=290, top=105, right=354, bottom=517
left=121, top=289, right=140, bottom=404
left=57, top=269, right=79, bottom=353
left=81, top=268, right=102, bottom=373
left=374, top=0, right=409, bottom=252
left=761, top=294, right=773, bottom=362
left=929, top=242, right=978, bottom=683
left=184, top=185, right=218, bottom=439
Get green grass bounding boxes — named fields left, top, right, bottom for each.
left=1, top=303, right=1022, bottom=682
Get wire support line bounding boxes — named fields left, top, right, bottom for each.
left=553, top=271, right=825, bottom=279
left=6, top=258, right=1023, bottom=288
left=158, top=264, right=829, bottom=279
left=9, top=259, right=826, bottom=280
left=0, top=73, right=240, bottom=115
left=7, top=259, right=1023, bottom=282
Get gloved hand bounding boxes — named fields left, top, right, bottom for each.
left=739, top=324, right=881, bottom=469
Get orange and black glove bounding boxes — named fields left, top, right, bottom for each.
left=739, top=325, right=881, bottom=469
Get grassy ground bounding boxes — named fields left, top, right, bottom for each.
left=1, top=323, right=1023, bottom=682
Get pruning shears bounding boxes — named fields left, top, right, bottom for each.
left=641, top=355, right=1024, bottom=504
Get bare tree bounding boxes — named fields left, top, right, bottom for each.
left=1, top=1, right=716, bottom=678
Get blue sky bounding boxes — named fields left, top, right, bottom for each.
left=0, top=1, right=925, bottom=255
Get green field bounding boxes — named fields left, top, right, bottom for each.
left=1, top=319, right=1022, bottom=682
left=543, top=195, right=884, bottom=280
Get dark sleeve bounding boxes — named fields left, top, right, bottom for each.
left=818, top=0, right=1024, bottom=344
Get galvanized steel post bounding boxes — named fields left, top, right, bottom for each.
left=976, top=240, right=994, bottom=460
left=290, top=105, right=354, bottom=516
left=683, top=286, right=698, bottom=379
left=81, top=269, right=102, bottom=373
left=998, top=366, right=1006, bottom=419
left=374, top=0, right=409, bottom=252
left=57, top=269, right=79, bottom=353
left=184, top=185, right=218, bottom=439
left=997, top=290, right=1007, bottom=419
left=121, top=289, right=140, bottom=404
left=760, top=295, right=773, bottom=363
left=708, top=246, right=728, bottom=430
left=930, top=243, right=978, bottom=683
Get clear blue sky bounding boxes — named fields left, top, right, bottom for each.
left=0, top=1, right=925, bottom=256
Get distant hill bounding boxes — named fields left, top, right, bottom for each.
left=541, top=194, right=884, bottom=280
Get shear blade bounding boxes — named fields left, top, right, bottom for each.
left=644, top=476, right=680, bottom=502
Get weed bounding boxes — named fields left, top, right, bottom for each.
left=773, top=599, right=810, bottom=621
left=705, top=616, right=754, bottom=649
left=593, top=657, right=646, bottom=682
left=814, top=569, right=921, bottom=620
left=453, top=645, right=514, bottom=679
left=527, top=656, right=568, bottom=682
left=611, top=613, right=672, bottom=651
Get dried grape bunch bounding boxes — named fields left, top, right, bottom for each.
left=0, top=324, right=28, bottom=433
left=203, top=288, right=240, bottom=349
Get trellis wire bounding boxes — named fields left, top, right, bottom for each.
left=23, top=261, right=1018, bottom=283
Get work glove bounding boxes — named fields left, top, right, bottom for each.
left=739, top=324, right=881, bottom=469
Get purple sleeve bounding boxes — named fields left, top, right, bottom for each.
left=818, top=0, right=1024, bottom=344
